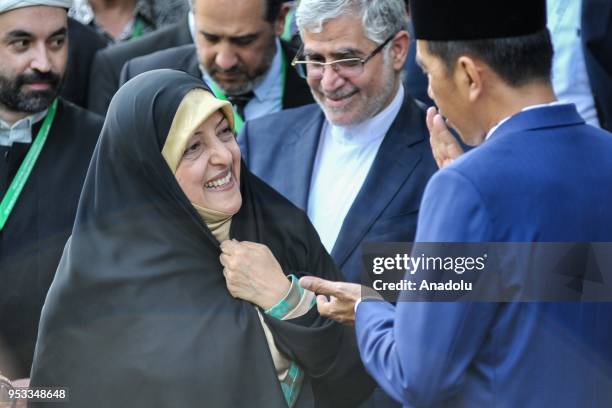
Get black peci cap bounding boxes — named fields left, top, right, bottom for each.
left=410, top=0, right=547, bottom=41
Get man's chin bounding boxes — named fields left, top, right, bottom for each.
left=211, top=77, right=251, bottom=95
left=17, top=90, right=58, bottom=113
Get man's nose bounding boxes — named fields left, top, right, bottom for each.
left=319, top=65, right=346, bottom=92
left=30, top=45, right=52, bottom=73
left=214, top=44, right=239, bottom=71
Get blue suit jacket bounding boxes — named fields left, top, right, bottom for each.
left=356, top=104, right=612, bottom=407
left=238, top=92, right=437, bottom=283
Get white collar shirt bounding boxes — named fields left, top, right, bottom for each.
left=307, top=85, right=405, bottom=253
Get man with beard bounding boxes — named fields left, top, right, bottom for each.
left=238, top=2, right=436, bottom=405
left=119, top=0, right=312, bottom=131
left=0, top=0, right=103, bottom=380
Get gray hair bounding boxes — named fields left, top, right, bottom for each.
left=296, top=0, right=408, bottom=45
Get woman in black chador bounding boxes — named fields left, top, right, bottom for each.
left=30, top=70, right=373, bottom=407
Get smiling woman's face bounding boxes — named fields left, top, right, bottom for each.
left=175, top=110, right=242, bottom=215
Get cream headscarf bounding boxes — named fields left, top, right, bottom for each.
left=162, top=89, right=237, bottom=242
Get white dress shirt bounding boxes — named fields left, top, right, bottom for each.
left=307, top=85, right=405, bottom=253
left=0, top=110, right=48, bottom=147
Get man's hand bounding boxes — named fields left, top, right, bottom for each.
left=220, top=240, right=291, bottom=310
left=426, top=107, right=464, bottom=168
left=299, top=277, right=364, bottom=325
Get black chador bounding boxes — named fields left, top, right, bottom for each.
left=30, top=70, right=373, bottom=407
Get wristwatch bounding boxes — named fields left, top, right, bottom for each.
left=0, top=373, right=15, bottom=408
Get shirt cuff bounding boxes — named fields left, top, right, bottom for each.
left=265, top=275, right=313, bottom=319
left=354, top=298, right=363, bottom=315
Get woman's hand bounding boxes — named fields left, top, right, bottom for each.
left=220, top=240, right=291, bottom=310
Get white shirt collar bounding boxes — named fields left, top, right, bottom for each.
left=327, top=84, right=405, bottom=145
left=485, top=101, right=565, bottom=140
left=0, top=109, right=49, bottom=147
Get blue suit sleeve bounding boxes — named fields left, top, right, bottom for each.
left=355, top=167, right=497, bottom=406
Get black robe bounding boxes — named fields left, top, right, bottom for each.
left=0, top=99, right=103, bottom=378
left=30, top=70, right=373, bottom=407
left=61, top=18, right=108, bottom=109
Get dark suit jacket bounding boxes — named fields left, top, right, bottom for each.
left=238, top=92, right=437, bottom=283
left=87, top=15, right=192, bottom=115
left=119, top=42, right=313, bottom=111
left=62, top=18, right=107, bottom=109
left=0, top=100, right=103, bottom=378
left=582, top=0, right=612, bottom=131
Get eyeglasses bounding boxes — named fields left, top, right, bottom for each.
left=291, top=34, right=397, bottom=80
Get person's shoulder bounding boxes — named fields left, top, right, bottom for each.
left=68, top=17, right=107, bottom=49
left=127, top=44, right=196, bottom=71
left=58, top=98, right=104, bottom=130
left=53, top=99, right=104, bottom=151
left=96, top=21, right=189, bottom=65
left=581, top=122, right=612, bottom=142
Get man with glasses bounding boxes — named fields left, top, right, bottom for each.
left=238, top=2, right=436, bottom=404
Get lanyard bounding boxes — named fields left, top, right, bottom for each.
left=0, top=99, right=58, bottom=231
left=208, top=48, right=287, bottom=133
left=281, top=8, right=296, bottom=42
left=131, top=17, right=144, bottom=40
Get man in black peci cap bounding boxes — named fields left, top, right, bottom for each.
left=299, top=0, right=612, bottom=406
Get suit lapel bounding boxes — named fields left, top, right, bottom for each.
left=283, top=110, right=325, bottom=210
left=331, top=94, right=427, bottom=268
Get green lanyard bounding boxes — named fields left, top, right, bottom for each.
left=208, top=48, right=287, bottom=133
left=131, top=17, right=144, bottom=40
left=0, top=99, right=58, bottom=231
left=281, top=8, right=296, bottom=42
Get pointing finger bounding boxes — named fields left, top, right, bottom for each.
left=300, top=276, right=340, bottom=298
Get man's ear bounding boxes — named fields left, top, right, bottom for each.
left=390, top=30, right=410, bottom=71
left=273, top=3, right=291, bottom=37
left=456, top=56, right=483, bottom=103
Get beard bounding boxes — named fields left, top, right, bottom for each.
left=313, top=56, right=398, bottom=126
left=0, top=69, right=63, bottom=113
left=205, top=42, right=276, bottom=96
